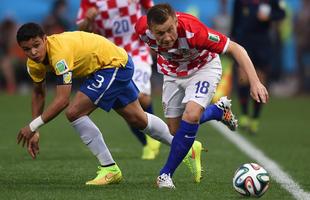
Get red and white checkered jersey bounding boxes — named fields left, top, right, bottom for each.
left=135, top=12, right=230, bottom=77
left=76, top=0, right=153, bottom=64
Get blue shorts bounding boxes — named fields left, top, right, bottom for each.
left=80, top=56, right=139, bottom=112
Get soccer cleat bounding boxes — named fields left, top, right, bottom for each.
left=239, top=115, right=250, bottom=131
left=249, top=119, right=259, bottom=135
left=183, top=140, right=203, bottom=183
left=157, top=173, right=175, bottom=189
left=141, top=145, right=156, bottom=160
left=146, top=135, right=161, bottom=156
left=215, top=96, right=238, bottom=131
left=86, top=164, right=123, bottom=185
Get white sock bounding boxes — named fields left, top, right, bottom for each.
left=71, top=116, right=115, bottom=166
left=142, top=112, right=173, bottom=145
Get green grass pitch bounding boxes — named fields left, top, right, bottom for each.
left=0, top=93, right=309, bottom=200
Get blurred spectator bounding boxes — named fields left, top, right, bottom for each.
left=42, top=0, right=71, bottom=35
left=231, top=0, right=286, bottom=134
left=0, top=19, right=17, bottom=94
left=211, top=0, right=233, bottom=102
left=212, top=0, right=231, bottom=36
left=295, top=0, right=310, bottom=94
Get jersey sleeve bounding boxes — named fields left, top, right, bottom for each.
left=52, top=49, right=74, bottom=76
left=26, top=60, right=46, bottom=83
left=76, top=0, right=93, bottom=25
left=52, top=55, right=73, bottom=85
left=188, top=21, right=229, bottom=54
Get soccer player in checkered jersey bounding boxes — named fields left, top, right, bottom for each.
left=135, top=3, right=269, bottom=188
left=76, top=0, right=161, bottom=160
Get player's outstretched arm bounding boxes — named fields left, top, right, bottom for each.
left=226, top=41, right=269, bottom=103
left=17, top=81, right=46, bottom=147
left=17, top=84, right=72, bottom=147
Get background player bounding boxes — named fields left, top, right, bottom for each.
left=76, top=0, right=160, bottom=160
left=231, top=0, right=285, bottom=134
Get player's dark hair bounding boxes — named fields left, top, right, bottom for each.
left=147, top=3, right=176, bottom=27
left=16, top=22, right=45, bottom=44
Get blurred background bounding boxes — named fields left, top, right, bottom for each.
left=0, top=0, right=309, bottom=96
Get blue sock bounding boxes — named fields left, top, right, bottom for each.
left=130, top=127, right=147, bottom=145
left=145, top=103, right=154, bottom=114
left=200, top=104, right=223, bottom=124
left=129, top=103, right=154, bottom=146
left=160, top=120, right=199, bottom=176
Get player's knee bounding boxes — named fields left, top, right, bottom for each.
left=65, top=106, right=79, bottom=122
left=167, top=124, right=177, bottom=135
left=182, top=110, right=200, bottom=124
left=138, top=94, right=151, bottom=109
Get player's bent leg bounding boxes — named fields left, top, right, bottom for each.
left=115, top=100, right=173, bottom=145
left=215, top=96, right=238, bottom=131
left=69, top=91, right=117, bottom=174
left=86, top=164, right=123, bottom=185
left=139, top=94, right=161, bottom=160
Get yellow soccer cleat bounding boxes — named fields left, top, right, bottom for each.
left=142, top=135, right=161, bottom=160
left=86, top=164, right=123, bottom=185
left=239, top=115, right=250, bottom=131
left=146, top=135, right=161, bottom=156
left=141, top=145, right=156, bottom=160
left=183, top=140, right=203, bottom=183
left=249, top=118, right=259, bottom=135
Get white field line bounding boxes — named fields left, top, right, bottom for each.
left=210, top=121, right=310, bottom=200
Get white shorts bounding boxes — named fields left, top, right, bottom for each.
left=132, top=57, right=152, bottom=95
left=162, top=56, right=222, bottom=118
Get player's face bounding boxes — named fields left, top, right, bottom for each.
left=19, top=36, right=47, bottom=63
left=150, top=16, right=178, bottom=49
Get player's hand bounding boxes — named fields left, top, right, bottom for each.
left=27, top=132, right=40, bottom=159
left=250, top=82, right=269, bottom=103
left=86, top=7, right=99, bottom=21
left=17, top=125, right=36, bottom=147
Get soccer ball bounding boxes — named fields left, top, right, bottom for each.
left=233, top=163, right=270, bottom=197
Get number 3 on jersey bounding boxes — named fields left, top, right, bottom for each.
left=87, top=75, right=105, bottom=92
left=112, top=17, right=133, bottom=36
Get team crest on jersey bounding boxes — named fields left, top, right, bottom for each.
left=55, top=59, right=69, bottom=74
left=208, top=33, right=220, bottom=43
left=63, top=71, right=72, bottom=84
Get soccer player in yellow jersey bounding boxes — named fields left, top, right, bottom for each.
left=15, top=22, right=180, bottom=185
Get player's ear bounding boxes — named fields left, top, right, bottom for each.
left=42, top=35, right=47, bottom=44
left=173, top=16, right=178, bottom=25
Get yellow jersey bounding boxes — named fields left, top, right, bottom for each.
left=27, top=31, right=128, bottom=83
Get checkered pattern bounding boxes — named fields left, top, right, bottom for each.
left=135, top=12, right=230, bottom=77
left=77, top=0, right=153, bottom=64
